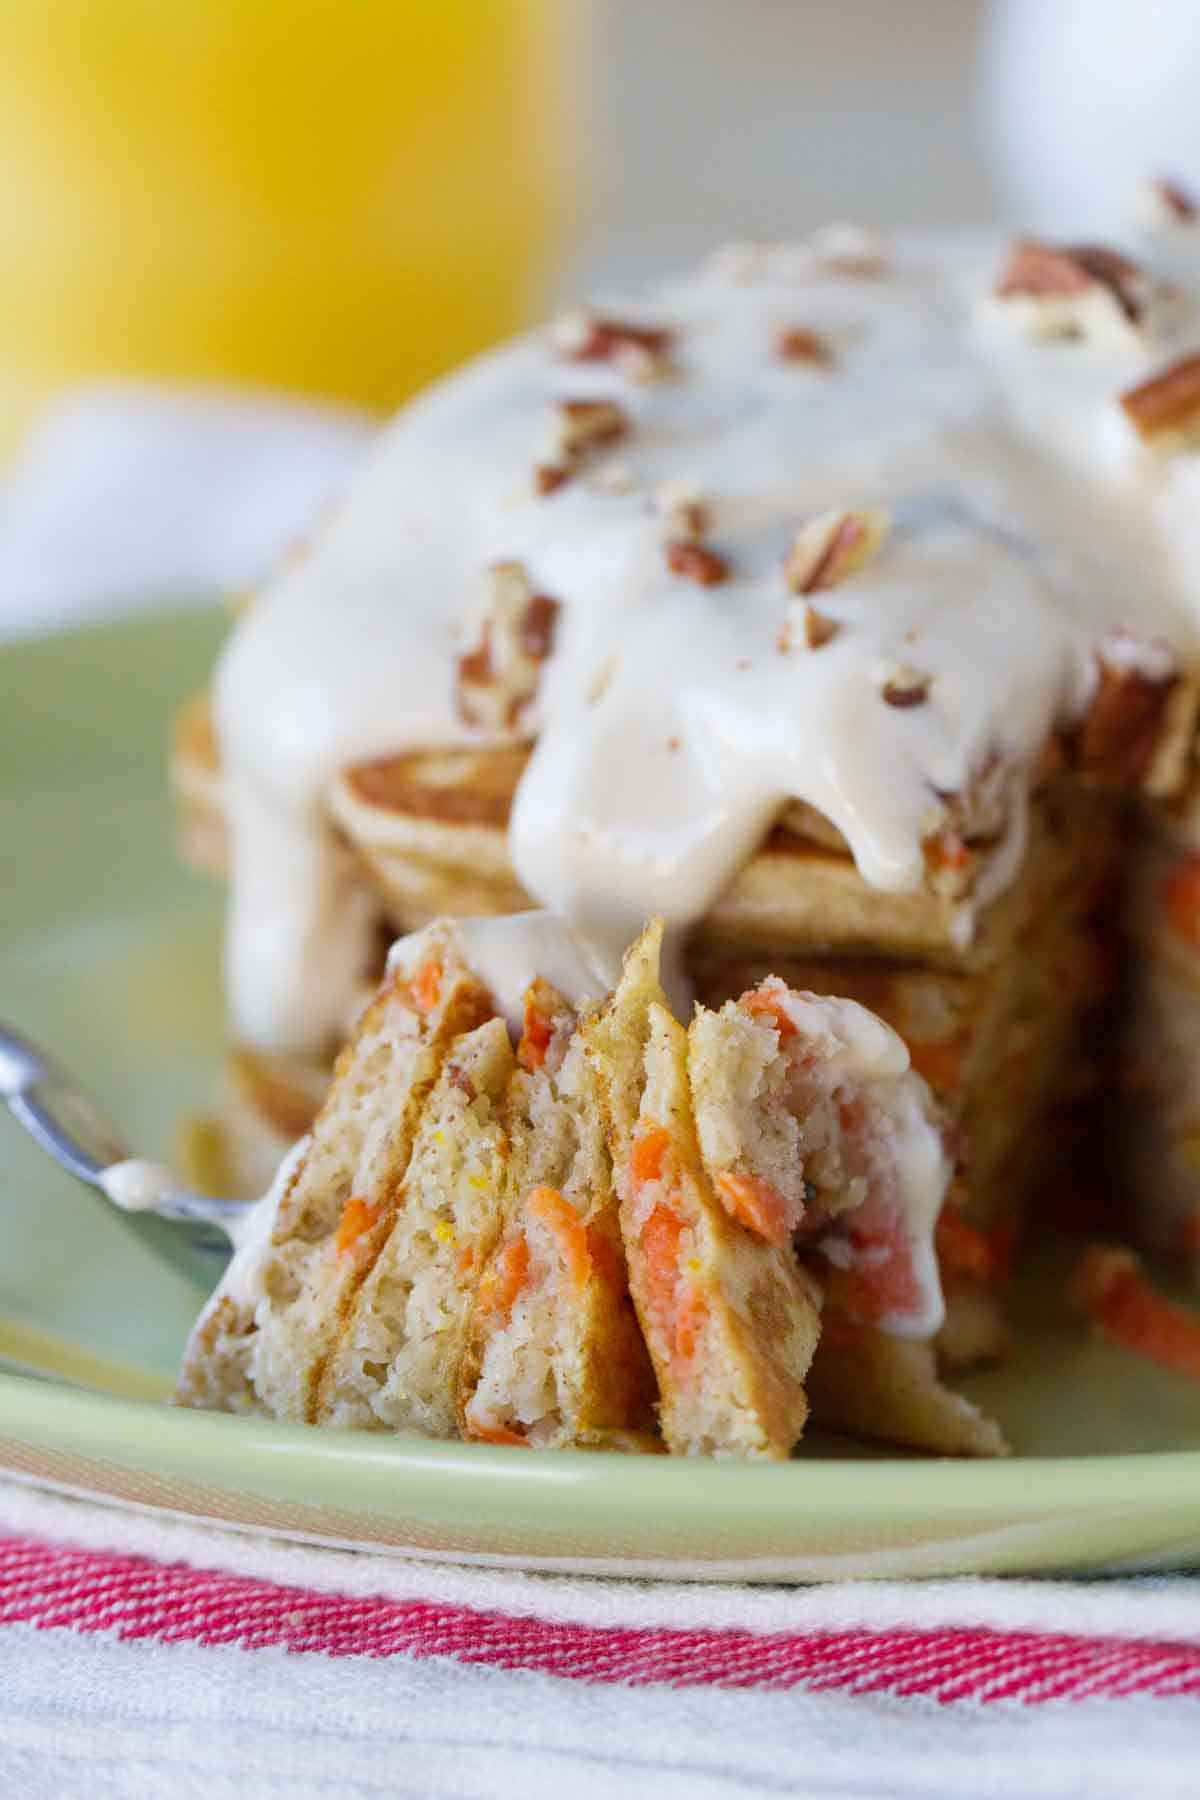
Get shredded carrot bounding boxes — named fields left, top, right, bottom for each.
left=715, top=1170, right=793, bottom=1248
left=411, top=958, right=442, bottom=1014
left=642, top=1203, right=706, bottom=1367
left=334, top=1195, right=382, bottom=1255
left=1070, top=1243, right=1200, bottom=1383
left=1161, top=855, right=1200, bottom=954
left=740, top=985, right=797, bottom=1039
left=455, top=1244, right=476, bottom=1278
left=674, top=1288, right=708, bottom=1362
left=908, top=1036, right=965, bottom=1097
left=642, top=1204, right=684, bottom=1331
left=517, top=994, right=555, bottom=1071
left=526, top=1185, right=592, bottom=1291
left=928, top=831, right=970, bottom=875
left=935, top=1204, right=999, bottom=1285
left=464, top=1412, right=529, bottom=1448
left=630, top=1123, right=671, bottom=1191
left=475, top=1233, right=530, bottom=1319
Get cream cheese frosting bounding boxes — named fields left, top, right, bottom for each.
left=214, top=227, right=1200, bottom=1058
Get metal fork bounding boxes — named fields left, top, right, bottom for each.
left=0, top=1021, right=246, bottom=1289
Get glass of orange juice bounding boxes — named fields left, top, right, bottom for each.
left=0, top=1, right=576, bottom=446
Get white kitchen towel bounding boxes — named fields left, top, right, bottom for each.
left=4, top=1625, right=1200, bottom=1800
left=0, top=381, right=375, bottom=639
left=1, top=1479, right=1200, bottom=1800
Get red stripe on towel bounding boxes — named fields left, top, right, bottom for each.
left=0, top=1533, right=1195, bottom=1700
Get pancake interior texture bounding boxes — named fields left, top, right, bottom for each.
left=457, top=978, right=659, bottom=1450
left=315, top=1015, right=514, bottom=1435
left=585, top=923, right=823, bottom=1459
left=176, top=924, right=496, bottom=1421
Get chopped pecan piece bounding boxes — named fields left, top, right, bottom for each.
left=784, top=506, right=890, bottom=595
left=1120, top=352, right=1200, bottom=446
left=656, top=480, right=708, bottom=541
left=456, top=562, right=561, bottom=732
left=552, top=307, right=674, bottom=378
left=1072, top=631, right=1180, bottom=789
left=880, top=663, right=931, bottom=708
left=534, top=399, right=629, bottom=498
left=533, top=462, right=572, bottom=496
left=776, top=326, right=832, bottom=367
left=993, top=238, right=1148, bottom=334
left=554, top=398, right=629, bottom=456
left=665, top=541, right=730, bottom=586
left=778, top=601, right=839, bottom=653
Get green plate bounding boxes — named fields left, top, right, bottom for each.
left=2, top=610, right=1200, bottom=1581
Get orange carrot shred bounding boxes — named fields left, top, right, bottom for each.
left=335, top=1195, right=382, bottom=1255
left=908, top=1037, right=966, bottom=1097
left=1070, top=1243, right=1200, bottom=1383
left=641, top=1204, right=706, bottom=1368
left=1161, top=855, right=1200, bottom=954
left=526, top=1185, right=592, bottom=1291
left=935, top=1204, right=999, bottom=1285
left=464, top=1413, right=529, bottom=1448
left=715, top=1170, right=793, bottom=1248
left=642, top=1204, right=684, bottom=1332
left=411, top=958, right=442, bottom=1014
left=740, top=986, right=797, bottom=1039
left=518, top=1007, right=553, bottom=1071
left=929, top=831, right=970, bottom=874
left=475, top=1234, right=530, bottom=1319
left=674, top=1288, right=708, bottom=1362
left=630, top=1124, right=671, bottom=1191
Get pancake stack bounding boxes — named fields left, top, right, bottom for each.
left=174, top=217, right=1200, bottom=1452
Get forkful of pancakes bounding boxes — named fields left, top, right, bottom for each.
left=167, top=911, right=1005, bottom=1460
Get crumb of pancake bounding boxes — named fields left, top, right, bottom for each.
left=665, top=541, right=730, bottom=586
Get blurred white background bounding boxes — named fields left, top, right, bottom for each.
left=573, top=0, right=994, bottom=284
left=574, top=0, right=1200, bottom=286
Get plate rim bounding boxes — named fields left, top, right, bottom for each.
left=6, top=1368, right=1200, bottom=1514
